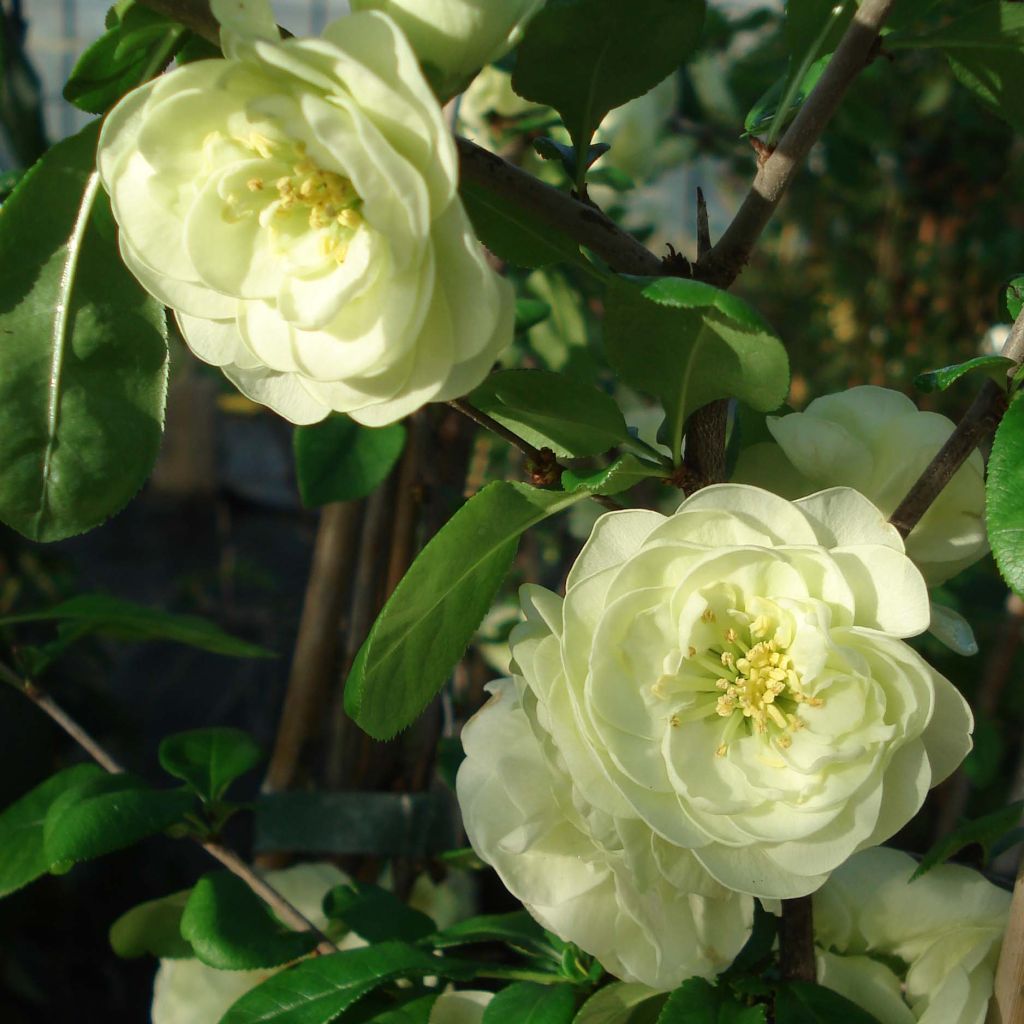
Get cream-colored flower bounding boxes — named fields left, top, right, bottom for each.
left=350, top=0, right=545, bottom=98
left=151, top=863, right=351, bottom=1024
left=98, top=0, right=513, bottom=427
left=469, top=484, right=971, bottom=901
left=733, top=386, right=988, bottom=585
left=457, top=678, right=754, bottom=990
left=814, top=847, right=1010, bottom=1024
left=429, top=990, right=493, bottom=1023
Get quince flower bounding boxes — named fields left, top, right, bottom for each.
left=462, top=484, right=972, bottom=901
left=457, top=678, right=754, bottom=990
left=349, top=0, right=546, bottom=98
left=98, top=0, right=513, bottom=426
left=814, top=847, right=1010, bottom=1024
left=733, top=386, right=988, bottom=585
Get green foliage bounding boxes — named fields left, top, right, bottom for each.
left=562, top=455, right=666, bottom=495
left=0, top=121, right=168, bottom=542
left=913, top=355, right=1016, bottom=392
left=744, top=55, right=828, bottom=139
left=63, top=1, right=184, bottom=114
left=604, top=278, right=789, bottom=462
left=461, top=179, right=584, bottom=269
left=217, top=942, right=475, bottom=1024
left=181, top=871, right=318, bottom=970
left=469, top=369, right=632, bottom=457
left=0, top=593, right=273, bottom=660
left=772, top=982, right=881, bottom=1023
left=1005, top=274, right=1024, bottom=321
left=533, top=137, right=610, bottom=184
left=890, top=1, right=1024, bottom=134
left=0, top=763, right=105, bottom=898
left=370, top=996, right=439, bottom=1023
left=322, top=882, right=435, bottom=944
left=987, top=389, right=1024, bottom=595
left=515, top=299, right=553, bottom=332
left=344, top=482, right=590, bottom=739
left=656, top=979, right=765, bottom=1022
left=573, top=983, right=666, bottom=1024
left=912, top=800, right=1024, bottom=879
left=784, top=0, right=855, bottom=66
left=513, top=0, right=706, bottom=187
left=482, top=982, right=577, bottom=1024
left=109, top=890, right=193, bottom=959
left=429, top=912, right=550, bottom=955
left=43, top=771, right=195, bottom=869
left=158, top=727, right=264, bottom=804
left=293, top=415, right=406, bottom=508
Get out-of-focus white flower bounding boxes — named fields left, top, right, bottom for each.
left=350, top=0, right=545, bottom=97
left=462, top=484, right=971, bottom=902
left=595, top=75, right=682, bottom=183
left=733, top=386, right=988, bottom=586
left=429, top=990, right=493, bottom=1024
left=151, top=863, right=351, bottom=1024
left=98, top=0, right=513, bottom=426
left=458, top=678, right=755, bottom=990
left=814, top=847, right=1010, bottom=1024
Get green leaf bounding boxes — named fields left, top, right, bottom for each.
left=429, top=912, right=551, bottom=955
left=181, top=871, right=318, bottom=971
left=562, top=455, right=666, bottom=496
left=533, top=136, right=610, bottom=183
left=218, top=942, right=475, bottom=1024
left=573, top=983, right=666, bottom=1024
left=515, top=299, right=553, bottom=333
left=1005, top=274, right=1024, bottom=322
left=483, top=982, right=576, bottom=1024
left=604, top=278, right=789, bottom=463
left=469, top=370, right=631, bottom=457
left=913, top=355, right=1016, bottom=393
left=773, top=982, right=881, bottom=1024
left=345, top=482, right=589, bottom=739
left=784, top=0, right=856, bottom=66
left=743, top=56, right=830, bottom=138
left=988, top=389, right=1024, bottom=595
left=657, top=979, right=765, bottom=1023
left=64, top=3, right=184, bottom=114
left=43, top=772, right=195, bottom=868
left=158, top=727, right=264, bottom=803
left=369, top=995, right=439, bottom=1023
left=109, top=890, right=193, bottom=959
left=0, top=763, right=105, bottom=898
left=0, top=121, right=168, bottom=542
left=0, top=593, right=273, bottom=658
left=322, top=882, right=435, bottom=944
left=513, top=0, right=706, bottom=186
left=911, top=800, right=1024, bottom=879
left=889, top=2, right=1024, bottom=134
left=461, top=178, right=583, bottom=270
left=293, top=415, right=406, bottom=508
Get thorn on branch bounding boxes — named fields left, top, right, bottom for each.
left=662, top=243, right=692, bottom=278
left=696, top=187, right=712, bottom=260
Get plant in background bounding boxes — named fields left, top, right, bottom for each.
left=2, top=0, right=1024, bottom=1022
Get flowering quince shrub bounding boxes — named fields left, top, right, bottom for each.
left=4, top=0, right=1024, bottom=1023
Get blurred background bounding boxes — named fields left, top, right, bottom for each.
left=1, top=0, right=1023, bottom=1019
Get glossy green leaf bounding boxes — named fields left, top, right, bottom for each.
left=64, top=4, right=184, bottom=114
left=533, top=136, right=610, bottom=182
left=914, top=355, right=1015, bottom=393
left=469, top=370, right=631, bottom=457
left=773, top=982, right=881, bottom=1023
left=0, top=121, right=168, bottom=542
left=573, top=983, right=666, bottom=1024
left=482, top=982, right=576, bottom=1024
left=513, top=0, right=706, bottom=185
left=429, top=912, right=551, bottom=955
left=181, top=871, right=318, bottom=970
left=461, top=178, right=583, bottom=270
left=562, top=455, right=666, bottom=496
left=656, top=979, right=765, bottom=1022
left=322, top=882, right=435, bottom=944
left=604, top=278, right=789, bottom=463
left=345, top=482, right=589, bottom=739
left=218, top=942, right=475, bottom=1024
left=743, top=56, right=829, bottom=138
left=912, top=800, right=1024, bottom=879
left=370, top=996, right=439, bottom=1023
left=158, top=727, right=264, bottom=803
left=1005, top=274, right=1024, bottom=322
left=43, top=772, right=195, bottom=868
left=109, top=890, right=192, bottom=959
left=784, top=0, right=855, bottom=65
left=0, top=763, right=105, bottom=898
left=0, top=593, right=272, bottom=658
left=988, top=389, right=1024, bottom=595
left=293, top=415, right=406, bottom=508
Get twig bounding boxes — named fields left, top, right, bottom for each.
left=779, top=896, right=817, bottom=982
left=696, top=187, right=711, bottom=261
left=696, top=0, right=897, bottom=288
left=890, top=310, right=1024, bottom=538
left=988, top=851, right=1024, bottom=1024
left=0, top=659, right=338, bottom=955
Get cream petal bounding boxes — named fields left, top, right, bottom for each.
left=220, top=363, right=330, bottom=424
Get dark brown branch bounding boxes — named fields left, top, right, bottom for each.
left=780, top=896, right=817, bottom=982
left=696, top=187, right=711, bottom=261
left=0, top=660, right=337, bottom=955
left=137, top=0, right=219, bottom=42
left=890, top=311, right=1024, bottom=538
